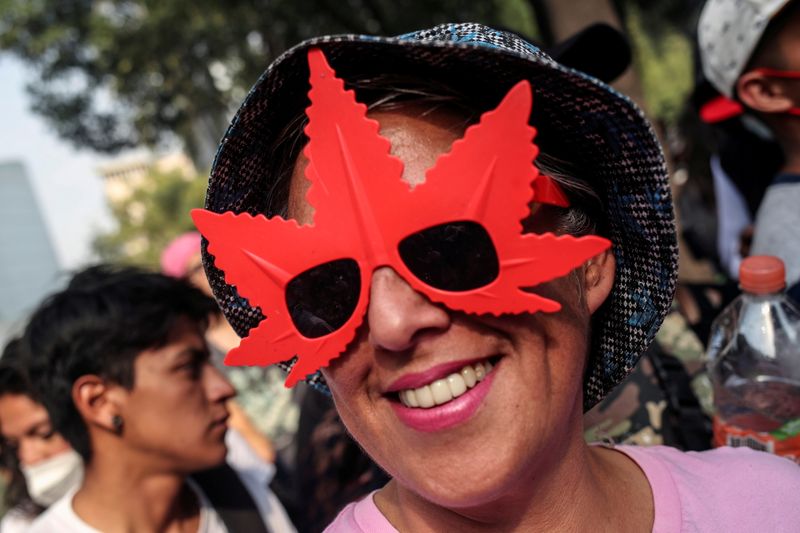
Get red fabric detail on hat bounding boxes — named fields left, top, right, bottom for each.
left=700, top=95, right=743, bottom=123
left=534, top=174, right=570, bottom=207
left=192, top=49, right=611, bottom=386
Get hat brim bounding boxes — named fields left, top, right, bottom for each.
left=546, top=23, right=631, bottom=83
left=204, top=31, right=677, bottom=411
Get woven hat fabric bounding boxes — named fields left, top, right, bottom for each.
left=203, top=23, right=678, bottom=411
left=698, top=0, right=792, bottom=97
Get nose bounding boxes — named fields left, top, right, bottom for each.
left=204, top=363, right=236, bottom=403
left=367, top=267, right=451, bottom=352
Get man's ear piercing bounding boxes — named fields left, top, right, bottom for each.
left=111, top=415, right=124, bottom=434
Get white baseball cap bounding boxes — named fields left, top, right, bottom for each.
left=698, top=0, right=793, bottom=97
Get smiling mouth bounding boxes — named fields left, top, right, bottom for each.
left=397, top=358, right=498, bottom=408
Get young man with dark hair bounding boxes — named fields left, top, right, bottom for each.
left=21, top=265, right=294, bottom=532
left=699, top=0, right=800, bottom=301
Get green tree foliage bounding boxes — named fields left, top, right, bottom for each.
left=4, top=0, right=705, bottom=263
left=93, top=166, right=206, bottom=268
left=1, top=0, right=705, bottom=162
left=616, top=0, right=704, bottom=39
left=623, top=4, right=695, bottom=126
left=0, top=0, right=538, bottom=165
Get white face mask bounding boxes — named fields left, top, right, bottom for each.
left=20, top=448, right=84, bottom=507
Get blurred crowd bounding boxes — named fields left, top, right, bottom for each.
left=2, top=0, right=800, bottom=531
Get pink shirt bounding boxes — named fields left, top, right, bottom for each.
left=324, top=445, right=800, bottom=532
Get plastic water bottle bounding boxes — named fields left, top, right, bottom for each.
left=706, top=255, right=800, bottom=462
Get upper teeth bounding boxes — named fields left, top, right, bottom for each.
left=398, top=361, right=494, bottom=408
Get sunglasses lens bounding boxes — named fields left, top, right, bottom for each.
left=286, top=259, right=361, bottom=338
left=399, top=221, right=499, bottom=291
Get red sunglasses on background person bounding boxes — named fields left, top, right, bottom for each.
left=701, top=67, right=800, bottom=123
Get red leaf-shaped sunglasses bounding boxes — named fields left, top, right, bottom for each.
left=193, top=49, right=611, bottom=386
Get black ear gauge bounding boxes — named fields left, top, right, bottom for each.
left=111, top=415, right=124, bottom=434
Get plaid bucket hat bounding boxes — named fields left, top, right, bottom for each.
left=202, top=23, right=678, bottom=411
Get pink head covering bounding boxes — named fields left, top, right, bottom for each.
left=160, top=232, right=202, bottom=278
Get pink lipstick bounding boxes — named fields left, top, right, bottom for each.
left=389, top=363, right=498, bottom=432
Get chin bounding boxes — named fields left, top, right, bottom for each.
left=407, top=473, right=519, bottom=511
left=183, top=445, right=228, bottom=473
left=208, top=443, right=229, bottom=466
left=395, top=445, right=532, bottom=510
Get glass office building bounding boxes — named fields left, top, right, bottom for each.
left=0, top=161, right=61, bottom=345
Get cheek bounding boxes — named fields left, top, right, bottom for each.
left=43, top=434, right=72, bottom=458
left=546, top=297, right=591, bottom=374
left=321, top=359, right=362, bottom=410
left=510, top=312, right=588, bottom=381
left=321, top=349, right=377, bottom=435
left=506, top=280, right=591, bottom=384
left=322, top=374, right=369, bottom=450
left=126, top=383, right=202, bottom=433
left=321, top=325, right=373, bottom=392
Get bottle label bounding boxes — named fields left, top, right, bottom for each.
left=713, top=416, right=800, bottom=464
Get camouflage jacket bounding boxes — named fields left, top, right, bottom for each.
left=585, top=311, right=713, bottom=450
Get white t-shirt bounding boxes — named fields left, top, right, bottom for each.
left=0, top=508, right=34, bottom=533
left=224, top=425, right=276, bottom=483
left=27, top=464, right=295, bottom=533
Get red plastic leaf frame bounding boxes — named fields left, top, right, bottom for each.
left=192, top=48, right=611, bottom=386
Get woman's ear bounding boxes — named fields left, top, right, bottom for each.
left=72, top=375, right=125, bottom=433
left=737, top=70, right=796, bottom=114
left=583, top=248, right=615, bottom=314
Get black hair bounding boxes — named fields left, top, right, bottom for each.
left=22, top=264, right=218, bottom=462
left=0, top=338, right=32, bottom=397
left=0, top=338, right=43, bottom=516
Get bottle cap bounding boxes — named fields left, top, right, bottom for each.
left=739, top=255, right=786, bottom=294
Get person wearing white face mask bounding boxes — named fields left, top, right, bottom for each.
left=18, top=448, right=83, bottom=508
left=0, top=338, right=83, bottom=532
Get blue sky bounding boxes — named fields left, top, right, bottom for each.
left=0, top=56, right=112, bottom=270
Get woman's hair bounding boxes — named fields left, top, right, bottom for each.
left=261, top=73, right=607, bottom=239
left=0, top=338, right=44, bottom=516
left=24, top=264, right=219, bottom=461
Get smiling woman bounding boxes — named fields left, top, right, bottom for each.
left=196, top=23, right=800, bottom=533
